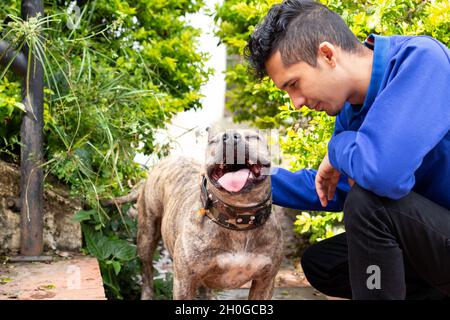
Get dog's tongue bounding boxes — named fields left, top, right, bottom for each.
left=217, top=168, right=250, bottom=192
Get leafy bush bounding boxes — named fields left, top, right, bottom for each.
left=214, top=0, right=449, bottom=243
left=294, top=211, right=344, bottom=243
left=1, top=0, right=211, bottom=298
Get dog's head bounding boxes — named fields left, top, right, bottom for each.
left=204, top=128, right=271, bottom=206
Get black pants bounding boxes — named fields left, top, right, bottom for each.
left=301, top=184, right=450, bottom=300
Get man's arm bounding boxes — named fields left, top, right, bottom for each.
left=328, top=37, right=450, bottom=199
left=271, top=167, right=351, bottom=212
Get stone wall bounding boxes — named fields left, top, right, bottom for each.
left=0, top=160, right=82, bottom=254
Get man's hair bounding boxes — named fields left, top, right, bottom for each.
left=245, top=0, right=362, bottom=79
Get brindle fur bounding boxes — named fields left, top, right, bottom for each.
left=137, top=129, right=283, bottom=300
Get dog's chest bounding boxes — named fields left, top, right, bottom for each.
left=204, top=252, right=272, bottom=289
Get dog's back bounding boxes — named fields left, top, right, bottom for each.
left=137, top=156, right=201, bottom=219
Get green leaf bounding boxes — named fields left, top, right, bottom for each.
left=82, top=224, right=111, bottom=260
left=112, top=260, right=121, bottom=275
left=110, top=239, right=136, bottom=261
left=0, top=277, right=13, bottom=284
left=13, top=102, right=26, bottom=112
left=72, top=209, right=96, bottom=222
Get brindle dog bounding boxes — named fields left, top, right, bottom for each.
left=137, top=128, right=283, bottom=300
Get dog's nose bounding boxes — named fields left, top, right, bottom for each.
left=222, top=132, right=241, bottom=144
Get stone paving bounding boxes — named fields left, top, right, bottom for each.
left=0, top=254, right=105, bottom=300
left=214, top=259, right=341, bottom=300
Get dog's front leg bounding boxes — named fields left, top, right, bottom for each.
left=248, top=274, right=276, bottom=300
left=172, top=272, right=199, bottom=300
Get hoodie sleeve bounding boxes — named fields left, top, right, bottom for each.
left=271, top=167, right=351, bottom=212
left=328, top=37, right=450, bottom=199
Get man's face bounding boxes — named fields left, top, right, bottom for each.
left=265, top=49, right=348, bottom=116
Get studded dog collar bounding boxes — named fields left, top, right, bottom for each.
left=200, top=175, right=272, bottom=231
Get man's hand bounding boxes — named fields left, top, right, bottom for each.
left=315, top=152, right=341, bottom=207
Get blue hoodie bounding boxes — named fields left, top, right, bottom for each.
left=272, top=34, right=450, bottom=212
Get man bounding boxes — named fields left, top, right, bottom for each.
left=246, top=0, right=450, bottom=299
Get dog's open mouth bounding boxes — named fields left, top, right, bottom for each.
left=208, top=161, right=268, bottom=193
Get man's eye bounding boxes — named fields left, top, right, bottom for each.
left=289, top=81, right=297, bottom=88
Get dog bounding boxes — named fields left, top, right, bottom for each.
left=137, top=128, right=283, bottom=300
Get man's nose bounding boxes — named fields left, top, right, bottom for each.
left=289, top=94, right=306, bottom=109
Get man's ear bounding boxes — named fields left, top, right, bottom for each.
left=318, top=42, right=337, bottom=68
